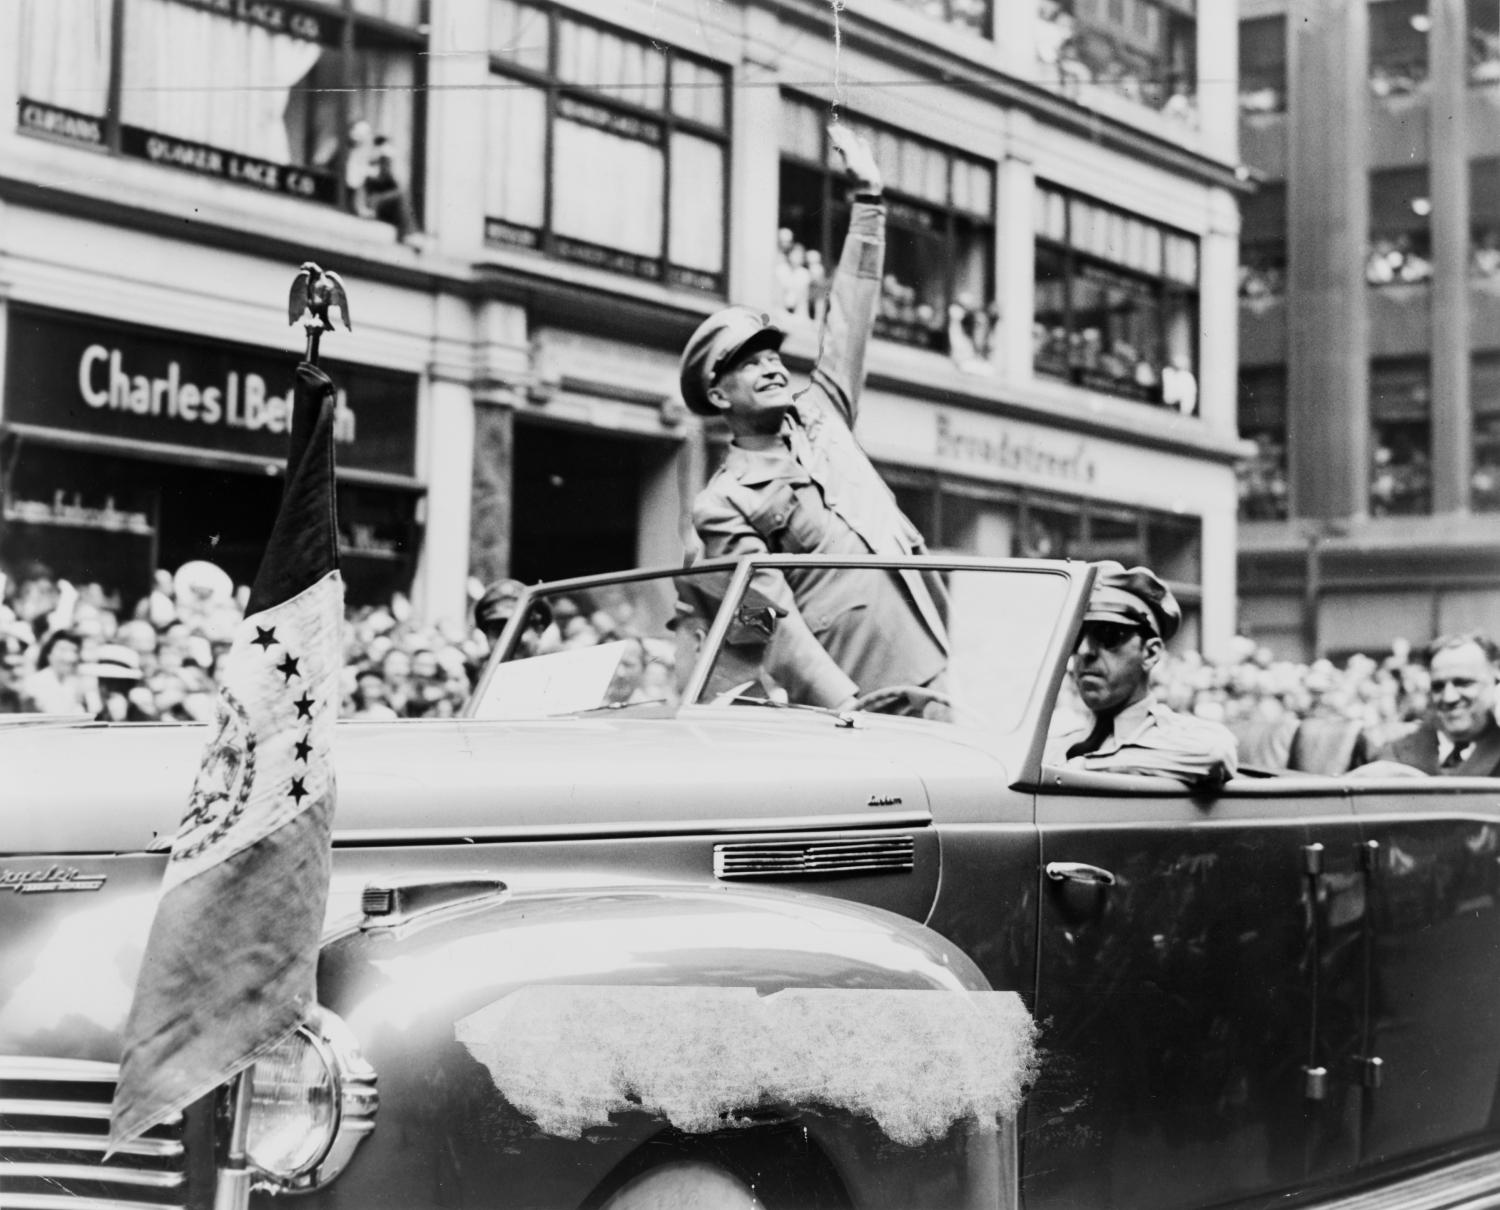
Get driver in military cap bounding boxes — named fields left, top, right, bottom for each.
left=1046, top=562, right=1238, bottom=787
left=678, top=125, right=948, bottom=715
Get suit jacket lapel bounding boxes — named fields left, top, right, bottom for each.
left=1457, top=720, right=1500, bottom=776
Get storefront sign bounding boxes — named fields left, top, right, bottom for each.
left=120, top=125, right=337, bottom=203
left=18, top=99, right=104, bottom=147
left=934, top=409, right=1098, bottom=486
left=6, top=308, right=419, bottom=479
left=169, top=0, right=330, bottom=43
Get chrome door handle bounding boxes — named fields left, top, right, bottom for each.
left=1046, top=861, right=1117, bottom=887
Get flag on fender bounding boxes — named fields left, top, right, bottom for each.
left=110, top=361, right=344, bottom=1149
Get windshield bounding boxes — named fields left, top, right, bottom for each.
left=470, top=561, right=1073, bottom=733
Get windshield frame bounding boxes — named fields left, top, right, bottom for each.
left=464, top=555, right=1093, bottom=776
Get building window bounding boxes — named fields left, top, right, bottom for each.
left=1237, top=368, right=1289, bottom=521
left=882, top=470, right=1201, bottom=608
left=1367, top=166, right=1432, bottom=286
left=1033, top=181, right=1200, bottom=409
left=1239, top=181, right=1286, bottom=303
left=1370, top=358, right=1432, bottom=516
left=17, top=0, right=426, bottom=231
left=778, top=96, right=996, bottom=360
left=1035, top=0, right=1197, bottom=121
left=484, top=1, right=729, bottom=293
left=1470, top=0, right=1500, bottom=84
left=886, top=0, right=991, bottom=37
left=1473, top=355, right=1500, bottom=510
left=1369, top=0, right=1430, bottom=98
left=1239, top=15, right=1287, bottom=114
left=1472, top=158, right=1500, bottom=276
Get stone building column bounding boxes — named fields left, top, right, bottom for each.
left=996, top=114, right=1037, bottom=385
left=1286, top=0, right=1371, bottom=520
left=1429, top=0, right=1473, bottom=514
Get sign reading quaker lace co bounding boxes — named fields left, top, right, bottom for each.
left=4, top=307, right=418, bottom=479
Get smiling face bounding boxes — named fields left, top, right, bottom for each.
left=1072, top=621, right=1161, bottom=715
left=1428, top=641, right=1499, bottom=746
left=708, top=348, right=794, bottom=436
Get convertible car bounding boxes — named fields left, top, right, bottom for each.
left=4, top=555, right=1500, bottom=1210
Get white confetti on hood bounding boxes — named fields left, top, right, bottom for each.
left=455, top=984, right=1035, bottom=1145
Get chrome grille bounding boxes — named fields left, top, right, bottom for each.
left=0, top=1057, right=187, bottom=1210
left=714, top=836, right=916, bottom=879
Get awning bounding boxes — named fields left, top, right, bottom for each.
left=0, top=423, right=425, bottom=492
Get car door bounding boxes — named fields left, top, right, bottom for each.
left=1347, top=778, right=1500, bottom=1171
left=1025, top=772, right=1365, bottom=1210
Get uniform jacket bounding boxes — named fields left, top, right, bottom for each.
left=1373, top=716, right=1500, bottom=776
left=691, top=200, right=949, bottom=707
left=1046, top=693, right=1240, bottom=785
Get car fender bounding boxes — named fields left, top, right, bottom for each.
left=309, top=882, right=1033, bottom=1210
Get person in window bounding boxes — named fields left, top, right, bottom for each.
left=678, top=125, right=950, bottom=717
left=1355, top=633, right=1500, bottom=776
left=1046, top=562, right=1238, bottom=788
left=364, top=134, right=420, bottom=243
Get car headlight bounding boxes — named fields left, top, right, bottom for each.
left=245, top=1025, right=340, bottom=1180
left=243, top=1005, right=378, bottom=1192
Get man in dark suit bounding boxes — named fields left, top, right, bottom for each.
left=1367, top=632, right=1500, bottom=776
left=678, top=126, right=947, bottom=715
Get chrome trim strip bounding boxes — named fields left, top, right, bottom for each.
left=0, top=1197, right=185, bottom=1210
left=0, top=1129, right=183, bottom=1158
left=0, top=1161, right=185, bottom=1188
left=1306, top=1149, right=1500, bottom=1210
left=0, top=1098, right=112, bottom=1119
left=0, top=1057, right=118, bottom=1081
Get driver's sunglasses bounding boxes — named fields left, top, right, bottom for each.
left=1076, top=621, right=1144, bottom=652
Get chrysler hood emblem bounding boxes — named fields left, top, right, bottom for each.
left=0, top=866, right=108, bottom=894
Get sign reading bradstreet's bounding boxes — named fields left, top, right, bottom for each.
left=6, top=307, right=418, bottom=479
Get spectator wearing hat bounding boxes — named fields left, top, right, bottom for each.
left=82, top=643, right=156, bottom=722
left=1047, top=562, right=1238, bottom=788
left=1357, top=633, right=1500, bottom=776
left=679, top=125, right=949, bottom=715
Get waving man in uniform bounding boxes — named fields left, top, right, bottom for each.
left=678, top=126, right=949, bottom=715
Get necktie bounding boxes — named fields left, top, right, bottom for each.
left=1442, top=744, right=1468, bottom=771
left=1066, top=711, right=1116, bottom=760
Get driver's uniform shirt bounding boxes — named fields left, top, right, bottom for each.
left=1046, top=693, right=1239, bottom=785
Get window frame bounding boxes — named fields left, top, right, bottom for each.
left=16, top=0, right=429, bottom=219
left=1033, top=179, right=1201, bottom=408
left=483, top=2, right=732, bottom=296
left=777, top=94, right=998, bottom=354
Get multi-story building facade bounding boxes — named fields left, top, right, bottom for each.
left=1238, top=0, right=1500, bottom=660
left=0, top=0, right=1244, bottom=652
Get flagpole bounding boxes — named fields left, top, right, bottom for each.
left=214, top=1071, right=254, bottom=1210
left=205, top=263, right=349, bottom=1206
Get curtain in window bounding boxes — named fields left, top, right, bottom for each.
left=670, top=60, right=725, bottom=128
left=669, top=133, right=723, bottom=273
left=121, top=0, right=321, bottom=163
left=352, top=0, right=422, bottom=25
left=347, top=41, right=417, bottom=176
left=20, top=0, right=113, bottom=115
left=486, top=80, right=547, bottom=228
left=553, top=120, right=663, bottom=257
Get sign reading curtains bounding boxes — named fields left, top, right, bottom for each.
left=16, top=0, right=425, bottom=217
left=485, top=0, right=729, bottom=294
left=1033, top=181, right=1200, bottom=411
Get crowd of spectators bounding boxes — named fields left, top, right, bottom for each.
left=2, top=557, right=1449, bottom=772
left=0, top=560, right=487, bottom=722
left=773, top=227, right=998, bottom=369
left=1034, top=0, right=1196, bottom=122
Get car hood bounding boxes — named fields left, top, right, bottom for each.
left=2, top=710, right=1011, bottom=855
